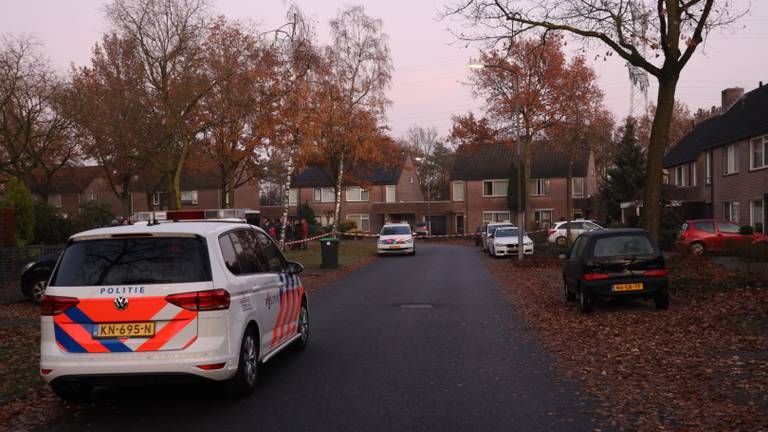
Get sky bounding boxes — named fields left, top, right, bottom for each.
left=2, top=0, right=767, bottom=140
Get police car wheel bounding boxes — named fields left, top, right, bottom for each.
left=51, top=380, right=93, bottom=402
left=294, top=301, right=310, bottom=350
left=228, top=328, right=259, bottom=396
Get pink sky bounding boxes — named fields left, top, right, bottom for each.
left=2, top=0, right=766, bottom=138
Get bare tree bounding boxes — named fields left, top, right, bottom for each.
left=445, top=0, right=748, bottom=237
left=405, top=125, right=444, bottom=201
left=325, top=5, right=393, bottom=233
left=0, top=36, right=79, bottom=197
left=106, top=0, right=212, bottom=209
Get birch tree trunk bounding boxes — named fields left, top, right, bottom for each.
left=332, top=156, right=345, bottom=234
left=279, top=151, right=295, bottom=248
left=566, top=160, right=573, bottom=247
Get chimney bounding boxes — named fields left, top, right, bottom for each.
left=721, top=87, right=744, bottom=111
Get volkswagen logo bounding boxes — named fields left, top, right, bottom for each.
left=114, top=296, right=129, bottom=311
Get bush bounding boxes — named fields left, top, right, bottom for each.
left=33, top=202, right=74, bottom=244
left=71, top=201, right=114, bottom=233
left=0, top=177, right=35, bottom=246
left=339, top=219, right=357, bottom=233
left=739, top=225, right=755, bottom=236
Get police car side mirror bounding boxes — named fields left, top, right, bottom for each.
left=286, top=261, right=304, bottom=275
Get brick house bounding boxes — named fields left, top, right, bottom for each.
left=29, top=165, right=260, bottom=218
left=448, top=142, right=598, bottom=232
left=288, top=154, right=425, bottom=233
left=29, top=166, right=122, bottom=218
left=663, top=84, right=768, bottom=232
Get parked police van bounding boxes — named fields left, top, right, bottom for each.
left=40, top=210, right=309, bottom=400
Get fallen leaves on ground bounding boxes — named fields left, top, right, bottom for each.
left=0, top=302, right=74, bottom=432
left=486, top=254, right=768, bottom=431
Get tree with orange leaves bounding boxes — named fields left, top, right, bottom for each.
left=196, top=17, right=280, bottom=209
left=469, top=35, right=596, bottom=226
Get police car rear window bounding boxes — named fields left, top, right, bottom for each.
left=51, top=236, right=212, bottom=286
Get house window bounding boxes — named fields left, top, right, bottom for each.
left=346, top=214, right=370, bottom=232
left=483, top=179, right=508, bottom=197
left=452, top=181, right=464, bottom=201
left=751, top=199, right=764, bottom=233
left=750, top=135, right=768, bottom=170
left=530, top=179, right=550, bottom=196
left=385, top=185, right=396, bottom=203
left=572, top=177, right=585, bottom=198
left=288, top=189, right=298, bottom=206
left=662, top=169, right=670, bottom=185
left=690, top=161, right=697, bottom=186
left=723, top=144, right=739, bottom=175
left=48, top=194, right=62, bottom=208
left=723, top=200, right=740, bottom=224
left=314, top=188, right=335, bottom=202
left=675, top=165, right=685, bottom=186
left=483, top=211, right=511, bottom=223
left=345, top=187, right=369, bottom=202
left=705, top=151, right=712, bottom=184
left=532, top=209, right=553, bottom=230
left=180, top=190, right=198, bottom=206
left=152, top=192, right=161, bottom=206
left=86, top=191, right=97, bottom=202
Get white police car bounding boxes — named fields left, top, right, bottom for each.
left=377, top=223, right=415, bottom=255
left=40, top=210, right=309, bottom=400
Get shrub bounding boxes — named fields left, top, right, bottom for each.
left=0, top=177, right=35, bottom=246
left=739, top=225, right=755, bottom=236
left=339, top=219, right=357, bottom=233
left=71, top=201, right=114, bottom=233
left=33, top=202, right=74, bottom=244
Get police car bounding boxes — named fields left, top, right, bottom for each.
left=40, top=210, right=309, bottom=400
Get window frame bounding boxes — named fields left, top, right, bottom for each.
left=723, top=200, right=741, bottom=224
left=530, top=178, right=551, bottom=196
left=180, top=190, right=198, bottom=206
left=572, top=177, right=585, bottom=198
left=482, top=211, right=511, bottom=223
left=48, top=194, right=63, bottom=208
left=314, top=187, right=335, bottom=203
left=451, top=181, right=464, bottom=201
left=482, top=179, right=508, bottom=197
left=723, top=144, right=740, bottom=175
left=385, top=185, right=396, bottom=203
left=705, top=151, right=712, bottom=184
left=288, top=188, right=298, bottom=206
left=345, top=186, right=370, bottom=202
left=675, top=165, right=685, bottom=186
left=750, top=199, right=764, bottom=233
left=690, top=161, right=697, bottom=186
left=345, top=213, right=371, bottom=232
left=750, top=135, right=768, bottom=171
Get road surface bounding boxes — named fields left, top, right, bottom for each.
left=45, top=243, right=597, bottom=432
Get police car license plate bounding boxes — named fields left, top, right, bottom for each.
left=94, top=322, right=155, bottom=339
left=613, top=283, right=643, bottom=292
left=390, top=245, right=401, bottom=249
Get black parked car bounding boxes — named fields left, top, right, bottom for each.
left=562, top=229, right=669, bottom=313
left=20, top=254, right=58, bottom=303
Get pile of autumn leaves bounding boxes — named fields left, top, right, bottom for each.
left=487, top=254, right=768, bottom=431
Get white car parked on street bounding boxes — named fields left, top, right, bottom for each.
left=40, top=210, right=309, bottom=401
left=482, top=222, right=515, bottom=251
left=489, top=227, right=534, bottom=257
left=547, top=220, right=604, bottom=245
left=377, top=223, right=415, bottom=255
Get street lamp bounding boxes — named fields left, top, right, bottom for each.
left=468, top=62, right=524, bottom=261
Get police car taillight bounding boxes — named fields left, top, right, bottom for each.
left=166, top=289, right=230, bottom=311
left=41, top=295, right=79, bottom=316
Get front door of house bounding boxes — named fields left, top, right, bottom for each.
left=456, top=214, right=465, bottom=234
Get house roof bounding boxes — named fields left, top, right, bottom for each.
left=664, top=84, right=768, bottom=168
left=449, top=142, right=589, bottom=180
left=291, top=156, right=406, bottom=188
left=29, top=166, right=103, bottom=195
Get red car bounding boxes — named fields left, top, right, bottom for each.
left=675, top=219, right=766, bottom=255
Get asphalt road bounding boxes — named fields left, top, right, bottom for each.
left=45, top=243, right=597, bottom=432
